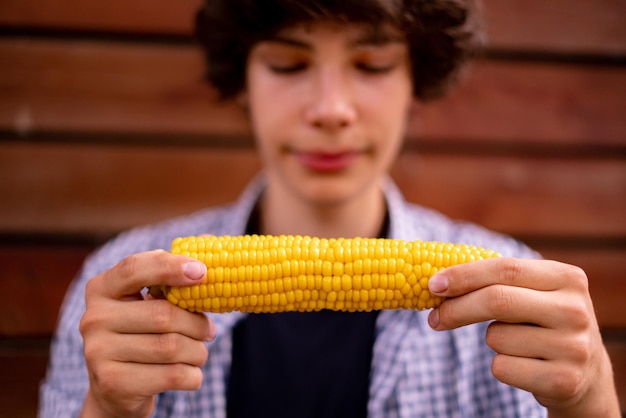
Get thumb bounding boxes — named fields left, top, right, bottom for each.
left=98, top=250, right=206, bottom=300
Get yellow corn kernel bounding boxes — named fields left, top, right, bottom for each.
left=161, top=234, right=499, bottom=314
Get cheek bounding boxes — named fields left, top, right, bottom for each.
left=361, top=87, right=412, bottom=138
left=363, top=91, right=411, bottom=165
left=247, top=99, right=289, bottom=166
left=249, top=106, right=289, bottom=156
left=247, top=74, right=299, bottom=140
left=358, top=73, right=412, bottom=112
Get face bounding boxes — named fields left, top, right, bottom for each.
left=245, top=22, right=413, bottom=208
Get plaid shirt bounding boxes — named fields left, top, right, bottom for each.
left=40, top=175, right=547, bottom=417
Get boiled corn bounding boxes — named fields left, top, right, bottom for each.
left=161, top=234, right=499, bottom=313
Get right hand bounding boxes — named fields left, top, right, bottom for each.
left=79, top=250, right=215, bottom=418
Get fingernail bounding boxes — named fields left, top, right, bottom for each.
left=428, top=309, right=440, bottom=329
left=429, top=273, right=448, bottom=294
left=183, top=261, right=206, bottom=280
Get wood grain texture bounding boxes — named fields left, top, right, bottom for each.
left=0, top=245, right=87, bottom=336
left=0, top=347, right=49, bottom=418
left=0, top=38, right=247, bottom=136
left=0, top=0, right=203, bottom=35
left=392, top=153, right=626, bottom=238
left=0, top=142, right=261, bottom=234
left=1, top=142, right=624, bottom=237
left=2, top=39, right=625, bottom=143
left=483, top=0, right=626, bottom=55
left=1, top=0, right=625, bottom=55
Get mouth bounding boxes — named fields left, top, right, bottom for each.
left=291, top=149, right=365, bottom=172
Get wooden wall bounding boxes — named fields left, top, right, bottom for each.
left=1, top=0, right=625, bottom=416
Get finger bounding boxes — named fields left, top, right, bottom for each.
left=92, top=361, right=203, bottom=396
left=428, top=257, right=586, bottom=297
left=485, top=322, right=590, bottom=363
left=106, top=332, right=209, bottom=366
left=97, top=250, right=207, bottom=300
left=429, top=284, right=562, bottom=330
left=491, top=355, right=584, bottom=405
left=83, top=298, right=215, bottom=342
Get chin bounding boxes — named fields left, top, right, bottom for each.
left=294, top=174, right=375, bottom=207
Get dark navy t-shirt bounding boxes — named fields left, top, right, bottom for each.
left=226, top=310, right=379, bottom=418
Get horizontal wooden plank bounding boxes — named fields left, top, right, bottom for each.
left=0, top=38, right=247, bottom=137
left=0, top=245, right=88, bottom=336
left=391, top=153, right=626, bottom=239
left=409, top=61, right=626, bottom=145
left=0, top=346, right=49, bottom=418
left=483, top=0, right=626, bottom=56
left=1, top=0, right=625, bottom=56
left=1, top=142, right=624, bottom=238
left=1, top=243, right=625, bottom=335
left=0, top=0, right=203, bottom=35
left=0, top=143, right=262, bottom=235
left=1, top=39, right=625, bottom=144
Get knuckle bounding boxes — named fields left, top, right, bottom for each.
left=151, top=301, right=176, bottom=331
left=78, top=311, right=92, bottom=337
left=166, top=363, right=200, bottom=390
left=563, top=299, right=593, bottom=330
left=84, top=276, right=99, bottom=299
left=79, top=311, right=111, bottom=366
left=565, top=264, right=589, bottom=291
left=565, top=334, right=593, bottom=365
left=116, top=253, right=143, bottom=280
left=92, top=364, right=122, bottom=396
left=486, top=286, right=514, bottom=316
left=82, top=338, right=103, bottom=365
left=497, top=258, right=524, bottom=284
left=549, top=260, right=589, bottom=292
left=79, top=308, right=105, bottom=337
left=547, top=367, right=584, bottom=399
left=156, top=333, right=180, bottom=361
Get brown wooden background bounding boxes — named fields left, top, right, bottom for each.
left=1, top=0, right=625, bottom=416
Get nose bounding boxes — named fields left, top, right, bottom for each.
left=304, top=67, right=357, bottom=130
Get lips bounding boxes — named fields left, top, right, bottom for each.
left=293, top=150, right=362, bottom=172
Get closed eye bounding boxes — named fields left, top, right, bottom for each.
left=269, top=62, right=308, bottom=74
left=355, top=62, right=396, bottom=74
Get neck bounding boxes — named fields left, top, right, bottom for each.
left=259, top=180, right=387, bottom=239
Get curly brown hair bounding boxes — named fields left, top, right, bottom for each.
left=195, top=0, right=485, bottom=101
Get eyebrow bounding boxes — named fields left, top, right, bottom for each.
left=265, top=28, right=406, bottom=50
left=265, top=36, right=312, bottom=50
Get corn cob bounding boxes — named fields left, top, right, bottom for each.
left=161, top=234, right=499, bottom=313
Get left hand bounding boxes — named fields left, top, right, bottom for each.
left=427, top=257, right=620, bottom=418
